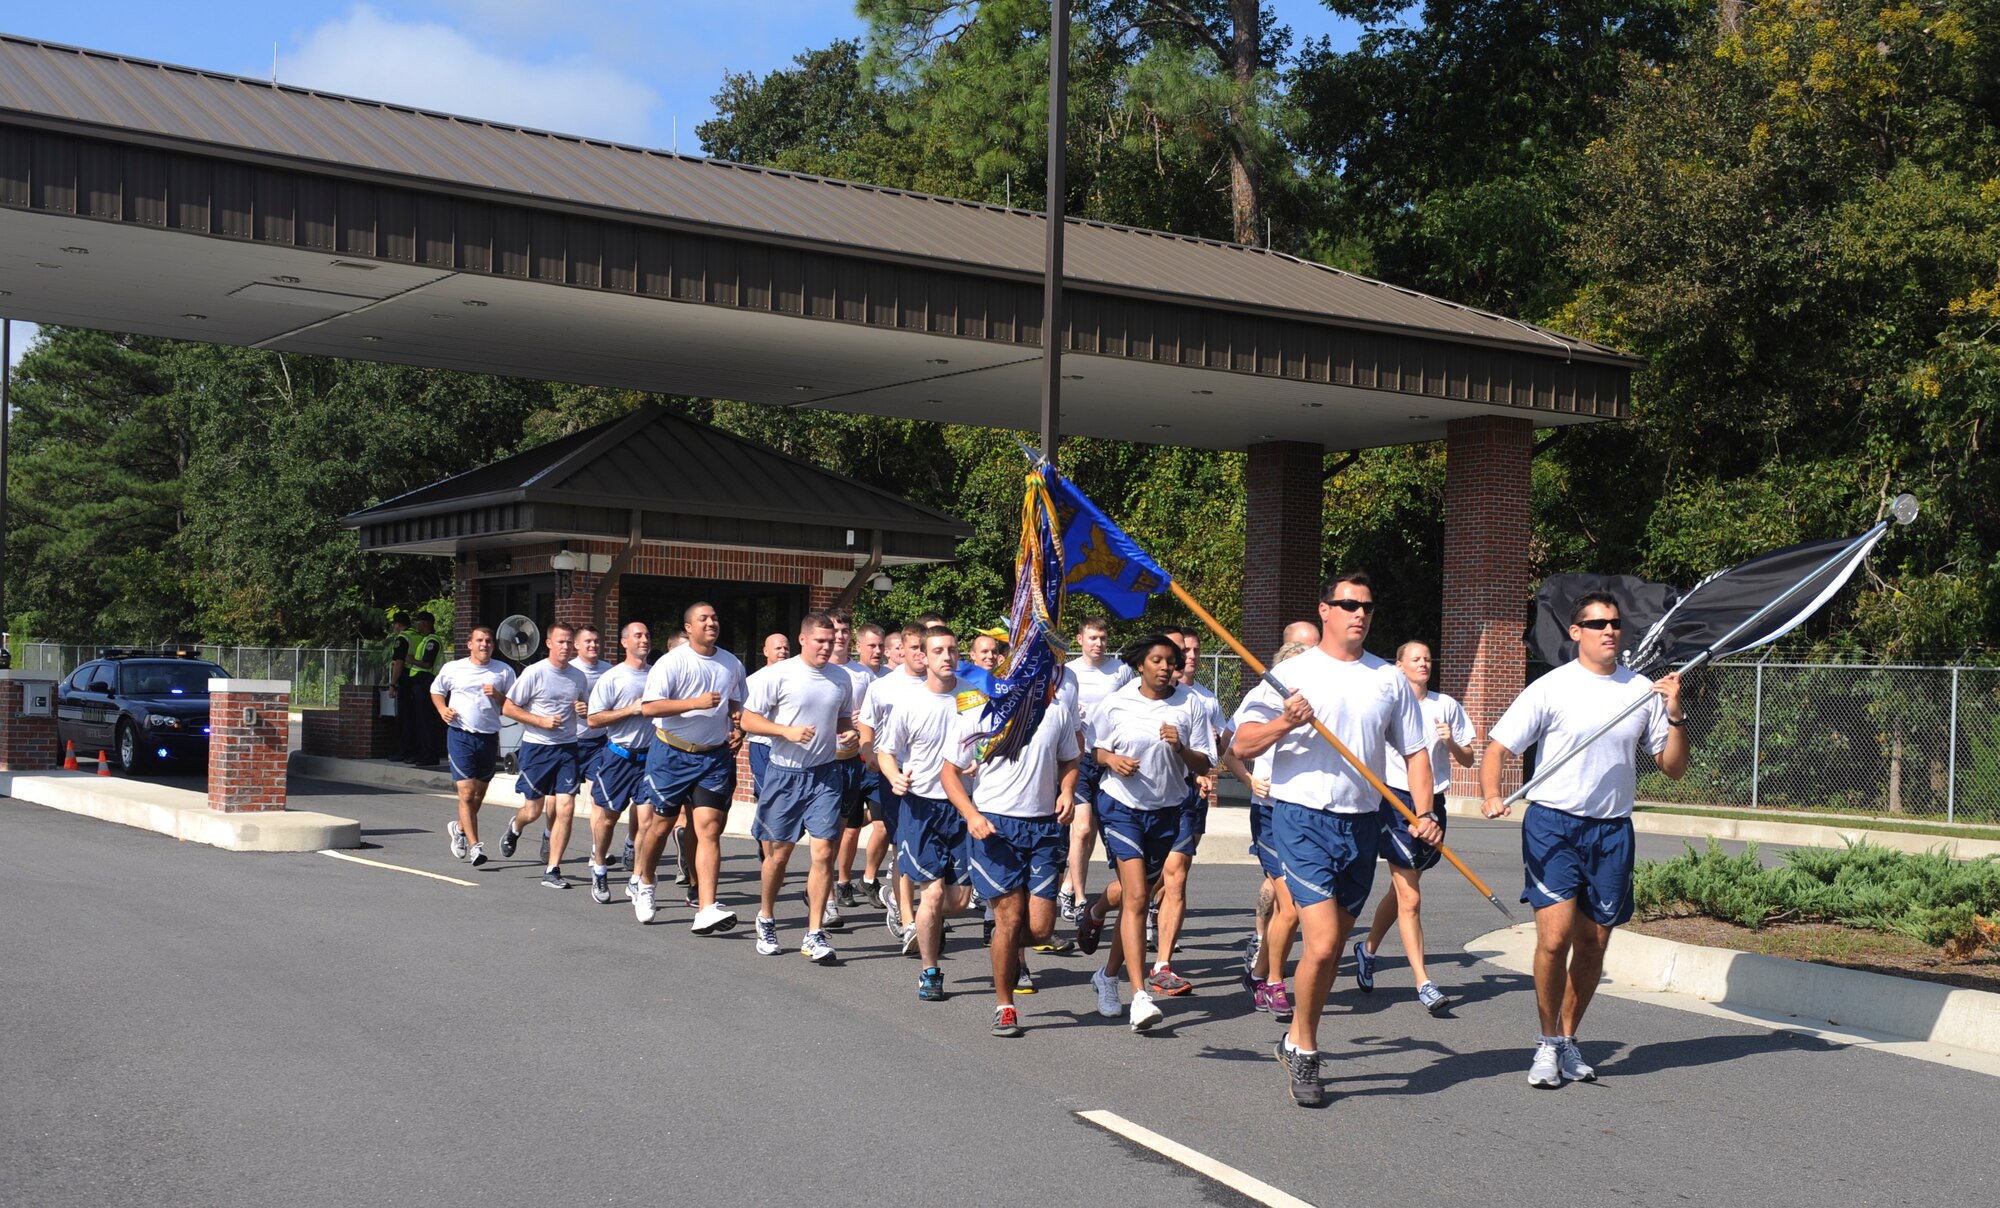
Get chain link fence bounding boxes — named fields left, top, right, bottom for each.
left=10, top=642, right=391, bottom=709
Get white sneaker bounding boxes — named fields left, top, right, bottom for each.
left=884, top=894, right=904, bottom=936
left=1529, top=1040, right=1563, bottom=1088
left=1557, top=1037, right=1596, bottom=1083
left=1129, top=990, right=1163, bottom=1032
left=468, top=842, right=487, bottom=868
left=801, top=929, right=836, bottom=963
left=690, top=903, right=738, bottom=935
left=755, top=916, right=781, bottom=956
left=822, top=899, right=843, bottom=929
left=899, top=924, right=919, bottom=956
left=447, top=820, right=469, bottom=860
left=1090, top=967, right=1122, bottom=1018
left=631, top=882, right=657, bottom=924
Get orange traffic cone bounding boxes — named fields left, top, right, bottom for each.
left=96, top=750, right=112, bottom=776
left=62, top=741, right=79, bottom=771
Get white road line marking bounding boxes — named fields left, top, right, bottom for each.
left=1076, top=1110, right=1316, bottom=1207
left=318, top=850, right=477, bottom=886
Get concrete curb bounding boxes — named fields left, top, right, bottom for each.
left=1445, top=795, right=2000, bottom=860
left=1470, top=923, right=2000, bottom=1072
left=2, top=771, right=361, bottom=852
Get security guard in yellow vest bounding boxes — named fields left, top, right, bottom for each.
left=404, top=612, right=446, bottom=765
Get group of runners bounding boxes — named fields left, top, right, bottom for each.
left=424, top=576, right=1688, bottom=1106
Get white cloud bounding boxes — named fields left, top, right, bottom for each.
left=279, top=5, right=662, bottom=145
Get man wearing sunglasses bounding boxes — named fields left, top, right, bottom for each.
left=1479, top=591, right=1688, bottom=1089
left=1234, top=572, right=1435, bottom=1107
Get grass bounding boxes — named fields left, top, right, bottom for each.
left=1634, top=839, right=2000, bottom=957
left=1635, top=803, right=2000, bottom=844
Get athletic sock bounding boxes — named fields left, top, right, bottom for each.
left=592, top=864, right=606, bottom=875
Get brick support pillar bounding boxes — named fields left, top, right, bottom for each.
left=555, top=570, right=602, bottom=632
left=1441, top=416, right=1534, bottom=792
left=208, top=679, right=291, bottom=812
left=300, top=685, right=398, bottom=760
left=0, top=671, right=60, bottom=771
left=1244, top=440, right=1325, bottom=661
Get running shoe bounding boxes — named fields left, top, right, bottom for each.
left=883, top=894, right=904, bottom=938
left=1129, top=990, right=1163, bottom=1032
left=981, top=918, right=994, bottom=947
left=1276, top=1040, right=1324, bottom=1108
left=819, top=895, right=843, bottom=930
left=672, top=866, right=689, bottom=887
left=691, top=903, right=738, bottom=935
left=1241, top=930, right=1261, bottom=991
left=1352, top=939, right=1377, bottom=993
left=468, top=843, right=488, bottom=868
left=1252, top=982, right=1274, bottom=1013
left=1075, top=904, right=1106, bottom=955
left=1556, top=1037, right=1596, bottom=1083
left=1416, top=981, right=1451, bottom=1015
left=1015, top=961, right=1035, bottom=994
left=755, top=916, right=782, bottom=956
left=838, top=879, right=862, bottom=909
left=801, top=930, right=837, bottom=964
left=1029, top=937, right=1074, bottom=954
left=603, top=846, right=622, bottom=871
left=1090, top=968, right=1122, bottom=1018
left=1057, top=886, right=1078, bottom=922
left=538, top=830, right=549, bottom=864
left=1145, top=904, right=1158, bottom=947
left=500, top=827, right=521, bottom=858
left=861, top=878, right=885, bottom=908
left=899, top=924, right=919, bottom=957
left=541, top=869, right=568, bottom=890
left=591, top=868, right=611, bottom=904
left=1264, top=981, right=1293, bottom=1020
left=684, top=891, right=700, bottom=910
left=1145, top=964, right=1193, bottom=997
left=622, top=838, right=635, bottom=868
left=669, top=825, right=686, bottom=883
left=969, top=890, right=985, bottom=913
left=624, top=874, right=638, bottom=899
left=447, top=820, right=469, bottom=861
left=991, top=1004, right=1023, bottom=1038
left=632, top=882, right=658, bottom=924
left=1528, top=1040, right=1563, bottom=1088
left=918, top=966, right=945, bottom=1001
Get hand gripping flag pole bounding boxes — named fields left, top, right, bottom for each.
left=1504, top=493, right=1921, bottom=808
left=1041, top=468, right=1516, bottom=919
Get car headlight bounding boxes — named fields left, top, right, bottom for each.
left=146, top=715, right=182, bottom=729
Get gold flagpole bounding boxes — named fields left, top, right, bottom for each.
left=1169, top=582, right=1516, bottom=920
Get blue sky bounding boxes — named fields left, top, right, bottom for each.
left=3, top=2, right=1363, bottom=364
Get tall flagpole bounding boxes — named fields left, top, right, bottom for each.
left=1038, top=0, right=1069, bottom=466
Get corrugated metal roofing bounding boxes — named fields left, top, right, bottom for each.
left=351, top=404, right=971, bottom=538
left=0, top=34, right=1630, bottom=365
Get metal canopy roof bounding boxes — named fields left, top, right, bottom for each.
left=345, top=404, right=972, bottom=561
left=0, top=34, right=1641, bottom=452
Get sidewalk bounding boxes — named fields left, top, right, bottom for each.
left=0, top=770, right=360, bottom=852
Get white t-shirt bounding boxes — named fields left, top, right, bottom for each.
left=1235, top=647, right=1426, bottom=814
left=743, top=656, right=851, bottom=769
left=1230, top=692, right=1305, bottom=804
left=743, top=664, right=778, bottom=747
left=1488, top=660, right=1669, bottom=819
left=878, top=684, right=961, bottom=799
left=1089, top=681, right=1217, bottom=811
left=644, top=644, right=748, bottom=748
left=859, top=666, right=926, bottom=736
left=508, top=659, right=590, bottom=745
left=829, top=660, right=873, bottom=758
left=1185, top=680, right=1231, bottom=747
left=1386, top=690, right=1475, bottom=794
left=953, top=696, right=1080, bottom=819
left=588, top=662, right=651, bottom=749
left=572, top=657, right=611, bottom=739
left=432, top=657, right=516, bottom=734
left=1067, top=656, right=1134, bottom=747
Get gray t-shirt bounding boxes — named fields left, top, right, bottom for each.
left=743, top=657, right=850, bottom=769
left=644, top=644, right=748, bottom=748
left=432, top=657, right=516, bottom=734
left=508, top=659, right=589, bottom=746
left=1488, top=660, right=1668, bottom=819
left=573, top=657, right=611, bottom=740
left=588, top=662, right=651, bottom=750
left=878, top=684, right=961, bottom=799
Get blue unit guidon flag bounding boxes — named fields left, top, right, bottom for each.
left=1045, top=470, right=1173, bottom=620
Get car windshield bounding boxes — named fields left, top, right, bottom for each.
left=118, top=663, right=224, bottom=698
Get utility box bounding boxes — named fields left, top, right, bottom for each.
left=21, top=683, right=53, bottom=717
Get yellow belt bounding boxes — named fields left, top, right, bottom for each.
left=654, top=727, right=724, bottom=754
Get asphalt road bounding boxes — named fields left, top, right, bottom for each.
left=2, top=779, right=1989, bottom=1208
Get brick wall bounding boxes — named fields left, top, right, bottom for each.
left=0, top=673, right=60, bottom=771
left=1440, top=416, right=1533, bottom=792
left=208, top=680, right=290, bottom=812
left=299, top=685, right=398, bottom=760
left=1244, top=440, right=1326, bottom=661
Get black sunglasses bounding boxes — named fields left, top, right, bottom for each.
left=1574, top=618, right=1623, bottom=631
left=1324, top=599, right=1377, bottom=614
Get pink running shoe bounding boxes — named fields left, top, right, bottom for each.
left=1264, top=981, right=1294, bottom=1019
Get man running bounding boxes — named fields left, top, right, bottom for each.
left=434, top=625, right=517, bottom=868
left=1231, top=638, right=1312, bottom=1020
left=1146, top=624, right=1230, bottom=994
left=943, top=644, right=1081, bottom=1038
left=637, top=602, right=748, bottom=935
left=858, top=621, right=929, bottom=944
left=877, top=627, right=968, bottom=998
left=1480, top=592, right=1688, bottom=1088
left=1234, top=573, right=1437, bottom=1107
left=1060, top=617, right=1131, bottom=922
left=585, top=621, right=652, bottom=904
left=1354, top=639, right=1478, bottom=1013
left=499, top=623, right=590, bottom=889
left=1077, top=633, right=1214, bottom=1032
left=827, top=614, right=876, bottom=921
left=550, top=623, right=614, bottom=867
left=741, top=613, right=853, bottom=963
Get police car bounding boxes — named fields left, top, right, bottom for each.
left=55, top=648, right=229, bottom=772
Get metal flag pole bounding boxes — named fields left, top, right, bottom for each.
left=1038, top=0, right=1070, bottom=466
left=1504, top=493, right=1920, bottom=807
left=0, top=317, right=10, bottom=669
left=1168, top=582, right=1516, bottom=920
